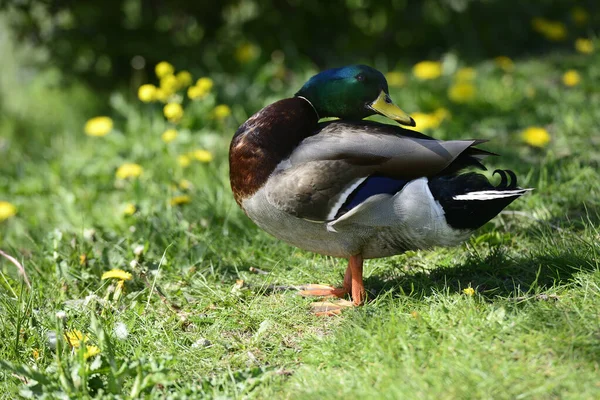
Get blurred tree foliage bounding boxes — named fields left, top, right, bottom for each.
left=0, top=0, right=597, bottom=90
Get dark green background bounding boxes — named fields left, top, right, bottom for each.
left=2, top=0, right=598, bottom=89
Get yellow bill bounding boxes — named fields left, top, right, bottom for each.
left=369, top=91, right=416, bottom=127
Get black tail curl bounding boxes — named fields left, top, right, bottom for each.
left=493, top=169, right=518, bottom=189
left=428, top=169, right=527, bottom=230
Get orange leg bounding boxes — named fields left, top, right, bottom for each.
left=303, top=254, right=365, bottom=316
left=298, top=263, right=353, bottom=298
left=343, top=263, right=353, bottom=294
left=349, top=254, right=365, bottom=306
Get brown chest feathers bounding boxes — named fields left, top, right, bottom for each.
left=229, top=97, right=318, bottom=205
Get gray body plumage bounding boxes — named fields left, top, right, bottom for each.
left=240, top=122, right=477, bottom=258
left=243, top=177, right=471, bottom=259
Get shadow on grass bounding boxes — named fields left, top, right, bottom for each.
left=249, top=245, right=597, bottom=304
left=545, top=207, right=600, bottom=231
left=365, top=245, right=598, bottom=301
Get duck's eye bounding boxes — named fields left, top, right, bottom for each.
left=355, top=73, right=366, bottom=82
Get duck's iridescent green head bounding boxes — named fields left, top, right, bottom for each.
left=295, top=65, right=415, bottom=127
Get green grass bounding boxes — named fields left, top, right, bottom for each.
left=1, top=24, right=600, bottom=398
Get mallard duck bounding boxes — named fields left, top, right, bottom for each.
left=230, top=65, right=530, bottom=314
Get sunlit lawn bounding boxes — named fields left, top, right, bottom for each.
left=1, top=30, right=600, bottom=398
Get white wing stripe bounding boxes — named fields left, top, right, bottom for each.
left=325, top=176, right=368, bottom=221
left=453, top=189, right=532, bottom=201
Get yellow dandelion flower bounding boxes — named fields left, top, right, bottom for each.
left=407, top=108, right=450, bottom=131
left=575, top=38, right=594, bottom=54
left=385, top=71, right=406, bottom=88
left=448, top=82, right=476, bottom=103
left=187, top=85, right=208, bottom=100
left=170, top=195, right=192, bottom=206
left=160, top=74, right=179, bottom=95
left=531, top=17, right=547, bottom=32
left=188, top=77, right=214, bottom=100
left=235, top=43, right=259, bottom=64
left=115, top=163, right=143, bottom=179
left=432, top=107, right=451, bottom=121
left=137, top=84, right=157, bottom=103
left=212, top=104, right=231, bottom=120
left=101, top=268, right=133, bottom=281
left=409, top=113, right=439, bottom=131
left=155, top=88, right=170, bottom=103
left=455, top=67, right=476, bottom=81
left=463, top=287, right=475, bottom=296
left=521, top=127, right=550, bottom=148
left=65, top=330, right=88, bottom=348
left=196, top=77, right=214, bottom=92
left=123, top=203, right=136, bottom=216
left=84, top=345, right=100, bottom=359
left=176, top=70, right=193, bottom=87
left=494, top=56, right=514, bottom=72
left=532, top=18, right=567, bottom=41
left=412, top=61, right=442, bottom=80
left=155, top=61, right=174, bottom=78
left=179, top=179, right=192, bottom=190
left=546, top=22, right=566, bottom=41
left=0, top=201, right=17, bottom=221
left=161, top=128, right=178, bottom=143
left=84, top=116, right=113, bottom=137
left=79, top=254, right=87, bottom=265
left=562, top=70, right=581, bottom=87
left=32, top=349, right=40, bottom=360
left=571, top=7, right=589, bottom=26
left=164, top=103, right=184, bottom=123
left=191, top=149, right=213, bottom=163
left=178, top=155, right=191, bottom=168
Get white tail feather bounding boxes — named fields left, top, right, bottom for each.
left=453, top=188, right=532, bottom=201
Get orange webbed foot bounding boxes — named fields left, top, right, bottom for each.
left=299, top=254, right=366, bottom=315
left=310, top=299, right=355, bottom=316
left=298, top=284, right=349, bottom=298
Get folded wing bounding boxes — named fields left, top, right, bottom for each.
left=265, top=121, right=491, bottom=222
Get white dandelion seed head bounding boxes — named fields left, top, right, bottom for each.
left=83, top=228, right=95, bottom=241
left=114, top=322, right=128, bottom=340
left=133, top=245, right=144, bottom=256
left=46, top=331, right=57, bottom=349
left=54, top=229, right=63, bottom=241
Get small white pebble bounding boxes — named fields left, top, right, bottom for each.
left=183, top=323, right=198, bottom=332
left=191, top=338, right=211, bottom=348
